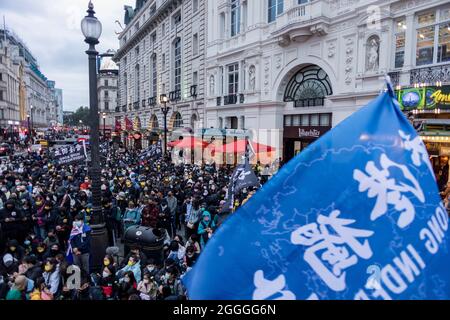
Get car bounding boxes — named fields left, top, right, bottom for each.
left=0, top=143, right=13, bottom=156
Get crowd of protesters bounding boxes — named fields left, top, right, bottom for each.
left=0, top=137, right=275, bottom=300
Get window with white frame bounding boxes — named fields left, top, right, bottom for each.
left=416, top=8, right=450, bottom=66
left=228, top=63, right=239, bottom=95
left=135, top=65, right=140, bottom=101
left=152, top=54, right=157, bottom=97
left=394, top=18, right=406, bottom=68
left=173, top=11, right=182, bottom=29
left=268, top=0, right=284, bottom=23
left=174, top=38, right=182, bottom=92
left=193, top=33, right=199, bottom=56
left=231, top=0, right=240, bottom=37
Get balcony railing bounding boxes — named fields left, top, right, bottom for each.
left=239, top=93, right=245, bottom=104
left=224, top=94, right=237, bottom=105
left=190, top=85, right=198, bottom=99
left=294, top=97, right=324, bottom=108
left=216, top=97, right=222, bottom=106
left=141, top=99, right=146, bottom=108
left=410, top=64, right=450, bottom=85
left=123, top=105, right=128, bottom=112
left=273, top=1, right=330, bottom=38
left=115, top=106, right=121, bottom=112
left=148, top=96, right=157, bottom=107
left=169, top=89, right=181, bottom=102
left=128, top=103, right=132, bottom=111
left=134, top=101, right=140, bottom=110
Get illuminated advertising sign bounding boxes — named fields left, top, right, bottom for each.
left=395, top=85, right=450, bottom=111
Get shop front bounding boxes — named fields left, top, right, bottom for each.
left=283, top=113, right=332, bottom=161
left=395, top=84, right=450, bottom=190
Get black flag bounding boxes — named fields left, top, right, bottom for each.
left=221, top=157, right=260, bottom=213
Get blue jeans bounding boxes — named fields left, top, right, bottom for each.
left=34, top=226, right=46, bottom=240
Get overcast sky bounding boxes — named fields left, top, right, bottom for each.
left=0, top=0, right=134, bottom=111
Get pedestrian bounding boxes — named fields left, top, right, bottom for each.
left=68, top=214, right=91, bottom=275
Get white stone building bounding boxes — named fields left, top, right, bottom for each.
left=98, top=50, right=118, bottom=136
left=0, top=34, right=21, bottom=131
left=114, top=0, right=207, bottom=148
left=205, top=0, right=450, bottom=161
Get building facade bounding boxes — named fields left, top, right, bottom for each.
left=98, top=50, right=119, bottom=137
left=205, top=0, right=450, bottom=162
left=0, top=27, right=61, bottom=131
left=0, top=35, right=21, bottom=133
left=114, top=0, right=207, bottom=148
left=55, top=88, right=64, bottom=125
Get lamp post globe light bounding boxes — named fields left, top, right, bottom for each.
left=160, top=94, right=170, bottom=156
left=81, top=1, right=108, bottom=271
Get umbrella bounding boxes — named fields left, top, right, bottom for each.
left=167, top=137, right=209, bottom=149
left=215, top=140, right=276, bottom=154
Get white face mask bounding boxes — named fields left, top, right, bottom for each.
left=147, top=266, right=155, bottom=272
left=102, top=271, right=109, bottom=278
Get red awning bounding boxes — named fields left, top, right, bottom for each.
left=168, top=137, right=209, bottom=149
left=215, top=140, right=276, bottom=154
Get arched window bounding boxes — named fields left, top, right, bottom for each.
left=151, top=115, right=159, bottom=129
left=173, top=38, right=182, bottom=92
left=283, top=65, right=332, bottom=107
left=173, top=112, right=183, bottom=128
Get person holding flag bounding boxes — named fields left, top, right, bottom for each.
left=67, top=214, right=91, bottom=275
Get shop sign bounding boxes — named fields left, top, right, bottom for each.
left=283, top=126, right=330, bottom=139
left=395, top=85, right=450, bottom=111
left=299, top=128, right=321, bottom=138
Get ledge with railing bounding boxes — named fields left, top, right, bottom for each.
left=169, top=89, right=181, bottom=102
left=148, top=96, right=157, bottom=107
left=410, top=64, right=450, bottom=85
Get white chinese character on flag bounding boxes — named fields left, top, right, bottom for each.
left=398, top=130, right=433, bottom=174
left=353, top=153, right=425, bottom=228
left=291, top=210, right=374, bottom=291
left=252, top=270, right=296, bottom=300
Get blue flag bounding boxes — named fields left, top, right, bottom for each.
left=182, top=88, right=450, bottom=300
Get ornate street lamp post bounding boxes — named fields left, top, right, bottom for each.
left=160, top=94, right=170, bottom=156
left=103, top=113, right=106, bottom=139
left=81, top=1, right=108, bottom=271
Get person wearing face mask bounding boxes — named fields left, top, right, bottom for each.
left=117, top=271, right=137, bottom=300
left=0, top=199, right=23, bottom=243
left=4, top=239, right=25, bottom=262
left=55, top=207, right=71, bottom=250
left=137, top=272, right=158, bottom=300
left=43, top=229, right=59, bottom=249
left=42, top=258, right=60, bottom=296
left=32, top=195, right=47, bottom=240
left=141, top=197, right=159, bottom=229
left=68, top=215, right=91, bottom=275
left=122, top=201, right=141, bottom=235
left=197, top=211, right=216, bottom=248
left=144, top=259, right=160, bottom=279
left=117, top=254, right=141, bottom=283
left=99, top=260, right=116, bottom=300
